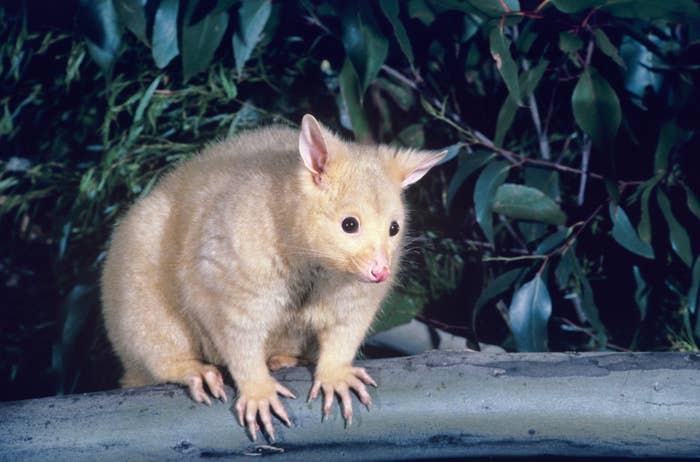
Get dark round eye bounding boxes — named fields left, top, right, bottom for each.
left=389, top=221, right=400, bottom=236
left=342, top=217, right=359, bottom=233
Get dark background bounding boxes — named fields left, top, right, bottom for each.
left=1, top=0, right=699, bottom=401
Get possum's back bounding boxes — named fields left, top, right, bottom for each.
left=180, top=125, right=300, bottom=181
left=101, top=125, right=301, bottom=353
left=145, top=125, right=301, bottom=224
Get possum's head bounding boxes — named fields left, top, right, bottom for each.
left=297, top=114, right=445, bottom=283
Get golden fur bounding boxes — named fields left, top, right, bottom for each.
left=101, top=114, right=444, bottom=440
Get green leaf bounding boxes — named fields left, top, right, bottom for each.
left=452, top=0, right=521, bottom=16
left=474, top=161, right=510, bottom=244
left=657, top=189, right=693, bottom=267
left=555, top=249, right=577, bottom=288
left=633, top=266, right=650, bottom=321
left=572, top=66, right=621, bottom=148
left=489, top=27, right=521, bottom=105
left=152, top=0, right=180, bottom=69
left=447, top=151, right=495, bottom=209
left=341, top=2, right=389, bottom=94
left=619, top=35, right=663, bottom=109
left=79, top=0, right=122, bottom=73
left=54, top=284, right=98, bottom=394
left=551, top=0, right=605, bottom=13
left=494, top=93, right=518, bottom=147
left=593, top=29, right=625, bottom=68
left=559, top=31, right=583, bottom=54
left=524, top=165, right=559, bottom=201
left=654, top=121, right=687, bottom=173
left=509, top=276, right=551, bottom=352
left=217, top=65, right=238, bottom=100
left=601, top=0, right=700, bottom=21
left=376, top=77, right=415, bottom=111
left=232, top=0, right=271, bottom=76
left=182, top=10, right=229, bottom=81
left=134, top=76, right=162, bottom=124
left=373, top=290, right=426, bottom=333
left=477, top=0, right=520, bottom=14
left=684, top=185, right=700, bottom=220
left=408, top=0, right=435, bottom=25
left=462, top=13, right=481, bottom=43
left=609, top=203, right=654, bottom=259
left=535, top=228, right=572, bottom=255
left=523, top=59, right=549, bottom=97
left=115, top=0, right=147, bottom=43
left=492, top=183, right=567, bottom=225
left=637, top=175, right=662, bottom=244
left=379, top=0, right=414, bottom=66
left=575, top=267, right=608, bottom=346
left=494, top=59, right=547, bottom=146
left=212, top=0, right=238, bottom=15
left=437, top=143, right=462, bottom=166
left=474, top=267, right=527, bottom=315
left=689, top=257, right=700, bottom=317
left=605, top=179, right=620, bottom=206
left=338, top=58, right=371, bottom=142
left=397, top=124, right=425, bottom=148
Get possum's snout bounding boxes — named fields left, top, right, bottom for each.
left=369, top=264, right=390, bottom=283
left=362, top=255, right=390, bottom=283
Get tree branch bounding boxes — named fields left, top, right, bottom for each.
left=2, top=351, right=698, bottom=460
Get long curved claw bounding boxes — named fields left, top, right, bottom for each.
left=309, top=366, right=378, bottom=425
left=235, top=379, right=295, bottom=441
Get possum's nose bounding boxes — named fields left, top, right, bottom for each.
left=369, top=263, right=390, bottom=283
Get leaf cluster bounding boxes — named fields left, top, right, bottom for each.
left=2, top=0, right=700, bottom=400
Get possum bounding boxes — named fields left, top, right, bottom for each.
left=100, top=114, right=445, bottom=441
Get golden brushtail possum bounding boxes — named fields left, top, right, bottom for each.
left=101, top=114, right=445, bottom=440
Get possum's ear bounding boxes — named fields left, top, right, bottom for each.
left=394, top=150, right=447, bottom=188
left=299, top=114, right=329, bottom=183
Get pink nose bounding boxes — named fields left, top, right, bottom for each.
left=370, top=265, right=390, bottom=283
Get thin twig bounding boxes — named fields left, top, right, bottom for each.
left=518, top=51, right=551, bottom=161
left=559, top=318, right=631, bottom=352
left=577, top=136, right=592, bottom=205
left=483, top=254, right=548, bottom=263
left=380, top=65, right=645, bottom=185
left=534, top=0, right=551, bottom=13
left=576, top=39, right=596, bottom=205
left=499, top=215, right=528, bottom=249
left=381, top=64, right=418, bottom=91
left=463, top=239, right=529, bottom=255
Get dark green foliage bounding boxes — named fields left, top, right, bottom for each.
left=1, top=0, right=699, bottom=401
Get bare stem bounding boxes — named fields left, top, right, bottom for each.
left=577, top=136, right=592, bottom=205
left=559, top=317, right=631, bottom=352
left=483, top=255, right=548, bottom=263
left=380, top=65, right=642, bottom=185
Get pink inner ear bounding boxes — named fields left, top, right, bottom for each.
left=401, top=150, right=447, bottom=188
left=299, top=115, right=328, bottom=175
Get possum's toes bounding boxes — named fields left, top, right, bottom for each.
left=235, top=381, right=296, bottom=442
left=309, top=366, right=377, bottom=426
left=267, top=354, right=300, bottom=371
left=203, top=367, right=227, bottom=402
left=186, top=366, right=227, bottom=405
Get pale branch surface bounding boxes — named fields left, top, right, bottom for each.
left=1, top=351, right=699, bottom=461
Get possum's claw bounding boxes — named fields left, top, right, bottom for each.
left=186, top=365, right=227, bottom=404
left=236, top=381, right=295, bottom=442
left=308, top=366, right=376, bottom=424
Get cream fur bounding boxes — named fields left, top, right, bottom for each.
left=100, top=115, right=444, bottom=437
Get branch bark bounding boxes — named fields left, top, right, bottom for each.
left=1, top=351, right=699, bottom=461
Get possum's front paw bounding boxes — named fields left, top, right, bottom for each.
left=235, top=379, right=296, bottom=442
left=185, top=364, right=227, bottom=406
left=308, top=366, right=378, bottom=426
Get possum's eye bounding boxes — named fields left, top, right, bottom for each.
left=341, top=217, right=359, bottom=233
left=389, top=221, right=400, bottom=236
